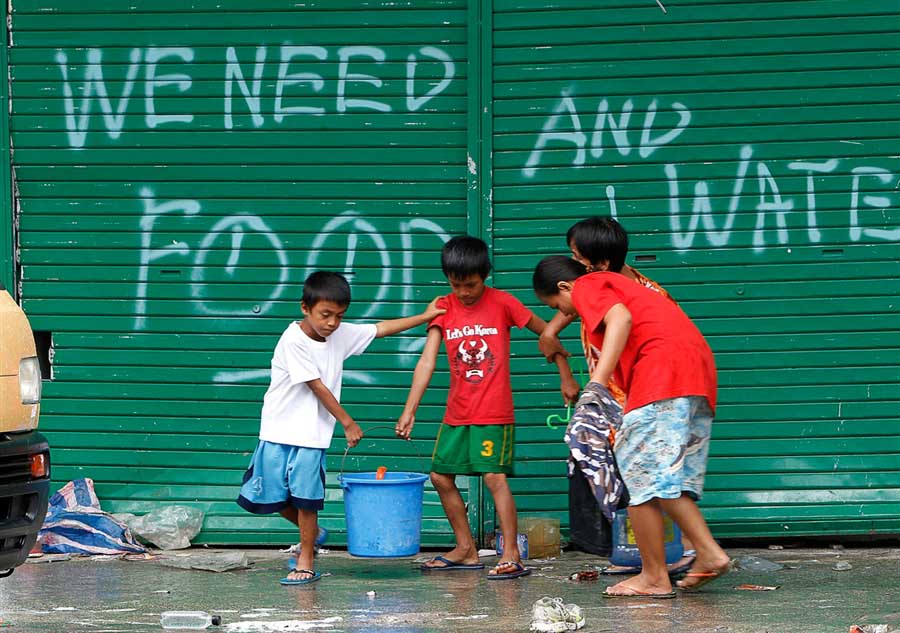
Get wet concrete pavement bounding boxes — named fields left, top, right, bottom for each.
left=2, top=546, right=899, bottom=632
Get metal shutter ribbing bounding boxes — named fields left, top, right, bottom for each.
left=10, top=0, right=470, bottom=544
left=491, top=0, right=900, bottom=537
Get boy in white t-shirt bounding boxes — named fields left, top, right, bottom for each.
left=237, top=271, right=444, bottom=585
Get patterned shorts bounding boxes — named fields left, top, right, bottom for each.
left=614, top=396, right=713, bottom=506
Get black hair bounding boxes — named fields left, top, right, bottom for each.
left=565, top=216, right=629, bottom=272
left=441, top=235, right=492, bottom=280
left=532, top=256, right=588, bottom=297
left=302, top=271, right=351, bottom=307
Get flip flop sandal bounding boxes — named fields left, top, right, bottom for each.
left=420, top=555, right=485, bottom=571
left=603, top=588, right=677, bottom=599
left=280, top=568, right=322, bottom=586
left=486, top=560, right=531, bottom=580
left=676, top=560, right=734, bottom=591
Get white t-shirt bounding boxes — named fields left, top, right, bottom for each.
left=258, top=321, right=377, bottom=448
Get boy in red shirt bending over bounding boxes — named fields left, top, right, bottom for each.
left=533, top=255, right=731, bottom=598
left=396, top=236, right=576, bottom=579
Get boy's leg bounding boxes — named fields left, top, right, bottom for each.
left=425, top=471, right=480, bottom=567
left=284, top=508, right=319, bottom=582
left=610, top=396, right=723, bottom=593
left=661, top=397, right=730, bottom=587
left=279, top=506, right=298, bottom=525
left=483, top=473, right=524, bottom=575
left=469, top=425, right=527, bottom=578
left=605, top=500, right=673, bottom=596
left=660, top=494, right=730, bottom=587
left=424, top=424, right=480, bottom=568
left=282, top=447, right=327, bottom=581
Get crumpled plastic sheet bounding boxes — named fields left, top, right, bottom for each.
left=119, top=506, right=204, bottom=550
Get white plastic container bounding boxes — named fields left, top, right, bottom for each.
left=160, top=611, right=222, bottom=630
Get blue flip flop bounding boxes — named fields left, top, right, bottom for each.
left=486, top=560, right=531, bottom=580
left=420, top=555, right=485, bottom=571
left=280, top=568, right=322, bottom=586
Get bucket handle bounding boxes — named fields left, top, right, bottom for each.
left=546, top=360, right=587, bottom=430
left=338, top=425, right=427, bottom=489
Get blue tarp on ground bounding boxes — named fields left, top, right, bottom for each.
left=38, top=478, right=146, bottom=555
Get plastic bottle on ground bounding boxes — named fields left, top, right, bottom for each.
left=160, top=611, right=222, bottom=629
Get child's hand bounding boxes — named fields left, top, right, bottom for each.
left=561, top=376, right=580, bottom=406
left=423, top=297, right=447, bottom=321
left=538, top=333, right=570, bottom=363
left=395, top=412, right=415, bottom=439
left=344, top=421, right=363, bottom=448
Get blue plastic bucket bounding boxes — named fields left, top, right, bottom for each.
left=339, top=471, right=429, bottom=558
left=609, top=509, right=683, bottom=567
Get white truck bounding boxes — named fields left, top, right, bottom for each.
left=0, top=279, right=48, bottom=577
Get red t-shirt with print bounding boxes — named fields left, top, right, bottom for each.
left=429, top=287, right=533, bottom=426
left=572, top=272, right=717, bottom=415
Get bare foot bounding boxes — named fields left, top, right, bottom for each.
left=604, top=573, right=672, bottom=597
left=286, top=568, right=317, bottom=582
left=487, top=560, right=530, bottom=578
left=421, top=546, right=479, bottom=568
left=291, top=552, right=315, bottom=577
left=676, top=556, right=733, bottom=590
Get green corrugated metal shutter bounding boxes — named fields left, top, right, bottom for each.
left=7, top=0, right=900, bottom=544
left=10, top=0, right=472, bottom=544
left=491, top=0, right=900, bottom=537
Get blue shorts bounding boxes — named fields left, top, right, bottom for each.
left=614, top=396, right=713, bottom=506
left=236, top=441, right=327, bottom=513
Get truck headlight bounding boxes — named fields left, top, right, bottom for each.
left=19, top=356, right=41, bottom=404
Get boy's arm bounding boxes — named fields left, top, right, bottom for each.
left=538, top=311, right=576, bottom=361
left=306, top=378, right=363, bottom=447
left=589, top=303, right=631, bottom=386
left=374, top=297, right=445, bottom=339
left=524, top=314, right=580, bottom=405
left=395, top=326, right=442, bottom=439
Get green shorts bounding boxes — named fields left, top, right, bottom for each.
left=431, top=423, right=515, bottom=475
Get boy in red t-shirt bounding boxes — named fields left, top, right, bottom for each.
left=396, top=236, right=576, bottom=579
left=539, top=216, right=696, bottom=576
left=532, top=256, right=731, bottom=598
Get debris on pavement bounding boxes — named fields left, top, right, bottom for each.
left=735, top=584, right=780, bottom=591
left=89, top=554, right=123, bottom=562
left=768, top=544, right=784, bottom=550
left=158, top=551, right=250, bottom=573
left=833, top=560, right=853, bottom=571
left=124, top=505, right=205, bottom=550
left=849, top=626, right=892, bottom=633
left=568, top=570, right=599, bottom=582
left=366, top=590, right=377, bottom=599
left=734, top=555, right=784, bottom=572
left=26, top=553, right=74, bottom=564
left=530, top=596, right=585, bottom=632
